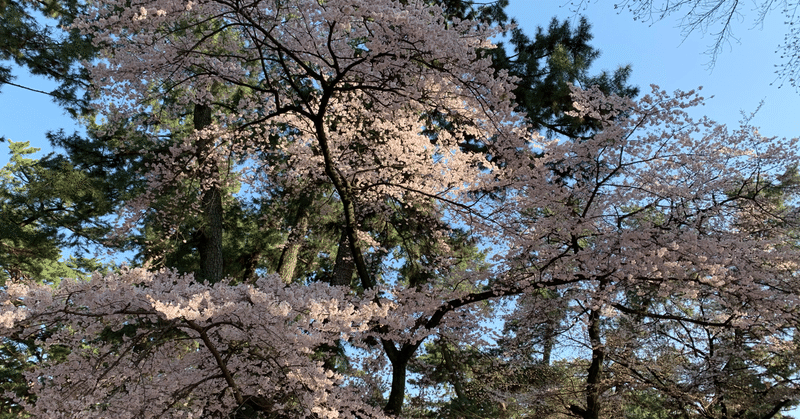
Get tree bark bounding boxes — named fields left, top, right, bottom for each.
left=198, top=185, right=224, bottom=283
left=584, top=308, right=604, bottom=419
left=382, top=339, right=421, bottom=416
left=542, top=322, right=555, bottom=365
left=331, top=228, right=355, bottom=287
left=277, top=207, right=307, bottom=284
left=193, top=103, right=224, bottom=283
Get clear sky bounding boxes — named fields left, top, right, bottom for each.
left=0, top=70, right=82, bottom=164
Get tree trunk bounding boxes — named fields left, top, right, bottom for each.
left=542, top=322, right=555, bottom=365
left=194, top=103, right=224, bottom=283
left=198, top=186, right=224, bottom=283
left=382, top=339, right=422, bottom=416
left=585, top=308, right=604, bottom=419
left=331, top=228, right=355, bottom=287
left=277, top=208, right=307, bottom=283
left=568, top=307, right=604, bottom=419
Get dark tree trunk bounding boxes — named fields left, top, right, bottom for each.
left=568, top=307, right=604, bottom=419
left=331, top=229, right=355, bottom=287
left=277, top=209, right=307, bottom=283
left=198, top=185, right=224, bottom=282
left=312, top=114, right=373, bottom=291
left=542, top=322, right=555, bottom=365
left=193, top=103, right=224, bottom=283
left=382, top=339, right=422, bottom=416
left=585, top=308, right=604, bottom=419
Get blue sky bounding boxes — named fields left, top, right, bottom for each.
left=0, top=71, right=82, bottom=163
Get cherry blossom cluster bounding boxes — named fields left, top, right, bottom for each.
left=17, top=0, right=796, bottom=414
left=73, top=0, right=528, bottom=249
left=4, top=81, right=799, bottom=416
left=0, top=268, right=389, bottom=418
left=488, top=84, right=800, bottom=411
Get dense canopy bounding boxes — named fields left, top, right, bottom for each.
left=1, top=0, right=799, bottom=418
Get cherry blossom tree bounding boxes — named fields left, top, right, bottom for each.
left=1, top=269, right=391, bottom=418
left=484, top=85, right=800, bottom=418
left=71, top=0, right=527, bottom=416
left=398, top=85, right=800, bottom=419
left=1, top=0, right=799, bottom=418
